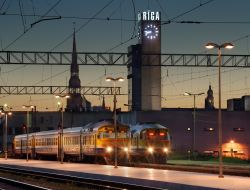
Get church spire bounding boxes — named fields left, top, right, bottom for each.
left=71, top=28, right=79, bottom=78
left=205, top=84, right=215, bottom=110
left=69, top=28, right=80, bottom=89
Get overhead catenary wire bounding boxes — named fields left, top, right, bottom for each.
left=3, top=0, right=63, bottom=50
left=30, top=0, right=62, bottom=27
left=49, top=0, right=115, bottom=52
left=0, top=0, right=7, bottom=13
left=19, top=0, right=26, bottom=33
left=163, top=0, right=216, bottom=25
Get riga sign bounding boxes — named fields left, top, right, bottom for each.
left=138, top=11, right=160, bottom=21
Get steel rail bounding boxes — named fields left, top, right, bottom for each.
left=0, top=176, right=50, bottom=190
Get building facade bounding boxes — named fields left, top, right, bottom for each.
left=128, top=11, right=161, bottom=111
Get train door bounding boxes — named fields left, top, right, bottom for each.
left=21, top=139, right=23, bottom=155
left=79, top=130, right=83, bottom=160
left=31, top=136, right=36, bottom=159
left=94, top=134, right=97, bottom=154
left=136, top=135, right=139, bottom=150
left=57, top=134, right=60, bottom=160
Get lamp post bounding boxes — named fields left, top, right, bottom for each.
left=205, top=42, right=234, bottom=178
left=106, top=77, right=124, bottom=168
left=184, top=92, right=204, bottom=158
left=1, top=104, right=12, bottom=160
left=22, top=105, right=34, bottom=162
left=55, top=94, right=70, bottom=164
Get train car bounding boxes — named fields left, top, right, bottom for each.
left=129, top=122, right=170, bottom=164
left=13, top=119, right=130, bottom=162
left=13, top=129, right=60, bottom=159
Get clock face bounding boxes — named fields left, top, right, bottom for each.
left=144, top=24, right=159, bottom=39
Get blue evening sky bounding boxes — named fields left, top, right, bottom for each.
left=0, top=0, right=250, bottom=110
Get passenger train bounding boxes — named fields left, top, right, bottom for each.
left=13, top=120, right=170, bottom=164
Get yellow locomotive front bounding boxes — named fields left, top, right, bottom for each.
left=130, top=122, right=170, bottom=164
left=82, top=120, right=130, bottom=162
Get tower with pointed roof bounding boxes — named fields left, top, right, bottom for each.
left=205, top=85, right=215, bottom=110
left=66, top=30, right=91, bottom=112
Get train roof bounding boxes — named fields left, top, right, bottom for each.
left=130, top=122, right=168, bottom=134
left=14, top=120, right=129, bottom=139
left=82, top=119, right=128, bottom=132
left=83, top=119, right=115, bottom=132
left=14, top=129, right=59, bottom=139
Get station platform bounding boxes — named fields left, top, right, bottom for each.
left=0, top=159, right=249, bottom=190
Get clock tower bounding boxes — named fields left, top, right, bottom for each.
left=128, top=11, right=161, bottom=111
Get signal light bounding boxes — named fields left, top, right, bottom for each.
left=149, top=132, right=154, bottom=136
left=160, top=132, right=165, bottom=136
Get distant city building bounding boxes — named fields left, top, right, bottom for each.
left=92, top=96, right=111, bottom=112
left=205, top=85, right=215, bottom=110
left=227, top=96, right=250, bottom=111
left=66, top=30, right=91, bottom=112
left=128, top=11, right=161, bottom=111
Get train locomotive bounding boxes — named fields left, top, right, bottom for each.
left=129, top=122, right=170, bottom=163
left=13, top=120, right=170, bottom=164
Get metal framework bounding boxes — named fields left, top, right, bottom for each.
left=0, top=86, right=122, bottom=95
left=1, top=51, right=250, bottom=67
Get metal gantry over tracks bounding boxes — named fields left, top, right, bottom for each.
left=1, top=51, right=250, bottom=96
left=0, top=86, right=122, bottom=95
left=1, top=51, right=250, bottom=67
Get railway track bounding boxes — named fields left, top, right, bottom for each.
left=0, top=176, right=50, bottom=190
left=0, top=165, right=165, bottom=190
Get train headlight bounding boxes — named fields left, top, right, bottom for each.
left=163, top=148, right=168, bottom=153
left=124, top=147, right=128, bottom=152
left=106, top=146, right=112, bottom=153
left=148, top=147, right=154, bottom=153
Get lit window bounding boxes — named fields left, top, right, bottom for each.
left=204, top=127, right=214, bottom=132
left=233, top=128, right=244, bottom=132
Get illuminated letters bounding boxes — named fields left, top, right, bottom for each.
left=138, top=11, right=160, bottom=21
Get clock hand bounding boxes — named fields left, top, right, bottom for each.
left=144, top=30, right=152, bottom=35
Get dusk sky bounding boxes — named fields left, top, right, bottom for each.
left=1, top=0, right=250, bottom=111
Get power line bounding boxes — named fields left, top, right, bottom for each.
left=162, top=0, right=216, bottom=25
left=31, top=0, right=62, bottom=28
left=0, top=0, right=7, bottom=13
left=3, top=0, right=63, bottom=50
left=49, top=0, right=115, bottom=52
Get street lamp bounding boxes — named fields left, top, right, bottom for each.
left=22, top=105, right=34, bottom=162
left=205, top=42, right=234, bottom=178
left=1, top=104, right=12, bottom=160
left=184, top=92, right=204, bottom=158
left=55, top=94, right=70, bottom=164
left=105, top=76, right=124, bottom=168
